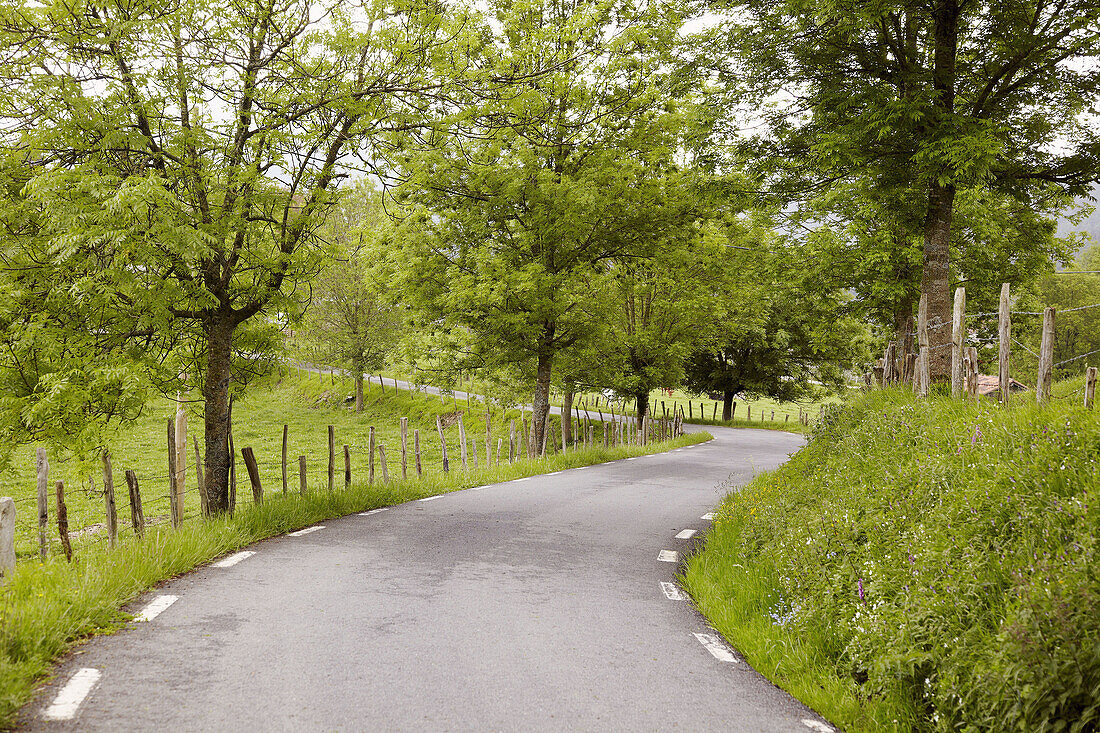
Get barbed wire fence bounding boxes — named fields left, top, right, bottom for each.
left=1, top=363, right=686, bottom=572
left=868, top=282, right=1100, bottom=407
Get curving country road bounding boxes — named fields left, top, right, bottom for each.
left=22, top=425, right=834, bottom=732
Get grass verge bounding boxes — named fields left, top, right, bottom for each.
left=0, top=405, right=708, bottom=727
left=683, top=387, right=1099, bottom=732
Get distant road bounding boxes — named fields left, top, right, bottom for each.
left=24, top=425, right=834, bottom=731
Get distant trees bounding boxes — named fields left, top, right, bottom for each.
left=296, top=183, right=399, bottom=412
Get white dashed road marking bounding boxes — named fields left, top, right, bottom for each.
left=660, top=582, right=687, bottom=600
left=359, top=508, right=387, bottom=516
left=134, top=595, right=178, bottom=622
left=675, top=529, right=696, bottom=539
left=212, top=551, right=254, bottom=568
left=419, top=495, right=443, bottom=502
left=693, top=633, right=738, bottom=663
left=700, top=513, right=715, bottom=520
left=287, top=526, right=325, bottom=537
left=658, top=550, right=679, bottom=563
left=43, top=668, right=101, bottom=721
left=802, top=720, right=835, bottom=733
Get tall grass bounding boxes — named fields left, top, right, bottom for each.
left=683, top=387, right=1100, bottom=732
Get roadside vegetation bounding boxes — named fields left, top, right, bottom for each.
left=0, top=370, right=707, bottom=726
left=683, top=386, right=1099, bottom=731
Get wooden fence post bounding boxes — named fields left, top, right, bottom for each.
left=541, top=413, right=549, bottom=456
left=951, top=286, right=966, bottom=397
left=458, top=415, right=469, bottom=469
left=1037, top=306, right=1055, bottom=403
left=344, top=445, right=351, bottom=489
left=102, top=452, right=117, bottom=549
left=369, top=427, right=376, bottom=484
left=193, top=437, right=207, bottom=516
left=437, top=415, right=450, bottom=473
left=327, top=426, right=335, bottom=491
left=485, top=408, right=492, bottom=465
left=56, top=480, right=72, bottom=561
left=168, top=418, right=180, bottom=527
left=299, top=456, right=308, bottom=495
left=282, top=425, right=288, bottom=494
left=508, top=420, right=516, bottom=462
left=0, top=497, right=14, bottom=579
left=174, top=405, right=187, bottom=522
left=918, top=293, right=931, bottom=397
left=999, top=283, right=1011, bottom=406
left=36, top=447, right=48, bottom=561
left=1085, top=366, right=1097, bottom=409
left=884, top=341, right=896, bottom=384
left=414, top=429, right=423, bottom=476
left=241, top=447, right=262, bottom=504
left=378, top=444, right=389, bottom=483
left=967, top=346, right=979, bottom=400
left=400, top=418, right=409, bottom=480
left=496, top=437, right=503, bottom=465
left=126, top=470, right=144, bottom=537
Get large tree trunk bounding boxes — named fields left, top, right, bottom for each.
left=634, top=389, right=649, bottom=423
left=354, top=359, right=364, bottom=413
left=922, top=0, right=960, bottom=382
left=531, top=344, right=554, bottom=453
left=921, top=184, right=956, bottom=382
left=722, top=391, right=735, bottom=421
left=561, top=384, right=573, bottom=446
left=202, top=314, right=234, bottom=514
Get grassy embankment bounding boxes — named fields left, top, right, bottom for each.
left=683, top=384, right=1099, bottom=732
left=0, top=369, right=708, bottom=726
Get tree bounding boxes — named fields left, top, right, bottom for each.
left=296, top=183, right=400, bottom=412
left=682, top=232, right=868, bottom=420
left=0, top=0, right=475, bottom=510
left=708, top=0, right=1100, bottom=376
left=393, top=0, right=695, bottom=450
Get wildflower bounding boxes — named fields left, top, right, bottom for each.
left=858, top=577, right=865, bottom=603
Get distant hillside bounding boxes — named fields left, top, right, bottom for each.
left=1057, top=184, right=1100, bottom=255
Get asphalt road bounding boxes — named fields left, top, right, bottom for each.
left=23, top=425, right=835, bottom=732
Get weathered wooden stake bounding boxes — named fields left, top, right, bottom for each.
left=102, top=452, right=117, bottom=549
left=967, top=346, right=980, bottom=400
left=1085, top=366, right=1097, bottom=409
left=344, top=445, right=351, bottom=489
left=35, top=447, right=50, bottom=561
left=508, top=420, right=516, bottom=462
left=299, top=456, right=308, bottom=495
left=458, top=414, right=469, bottom=469
left=378, top=444, right=390, bottom=483
left=437, top=415, right=450, bottom=473
left=281, top=424, right=289, bottom=494
left=168, top=419, right=180, bottom=527
left=126, top=470, right=144, bottom=537
left=496, top=437, right=503, bottom=465
left=999, top=283, right=1011, bottom=406
left=327, top=425, right=335, bottom=491
left=951, top=286, right=966, bottom=397
left=56, top=480, right=72, bottom=561
left=1036, top=306, right=1056, bottom=403
left=400, top=418, right=409, bottom=480
left=415, top=429, right=423, bottom=477
left=0, top=497, right=14, bottom=579
left=193, top=437, right=207, bottom=516
left=369, top=426, right=376, bottom=484
left=241, top=446, right=263, bottom=504
left=918, top=293, right=931, bottom=397
left=174, top=404, right=187, bottom=521
left=485, top=408, right=492, bottom=465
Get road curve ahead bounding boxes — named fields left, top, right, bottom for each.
left=24, top=427, right=833, bottom=732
